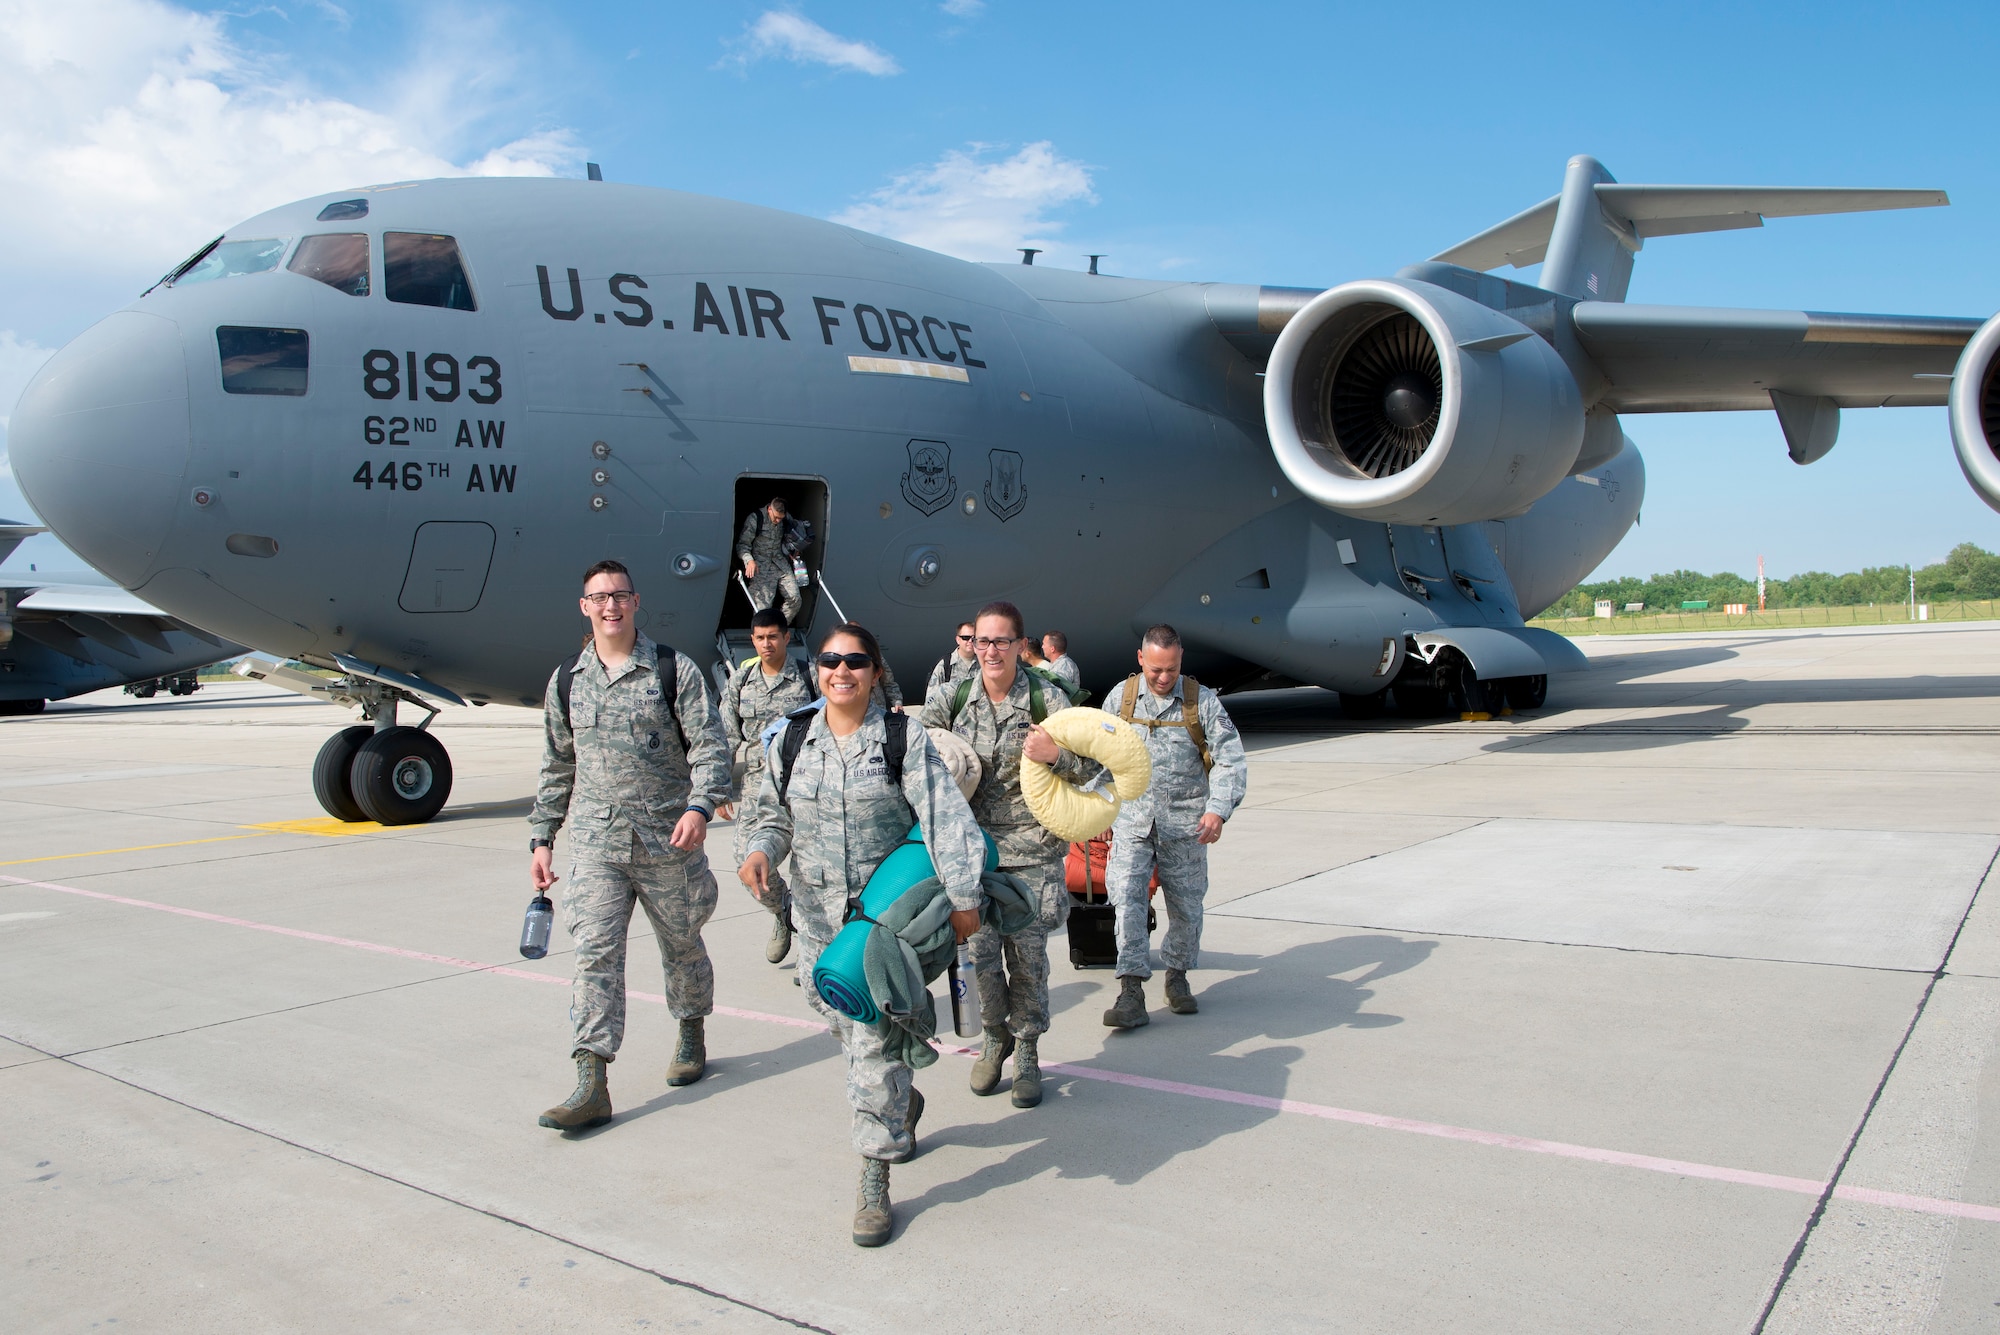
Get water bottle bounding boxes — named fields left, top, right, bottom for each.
left=949, top=941, right=982, bottom=1038
left=791, top=556, right=811, bottom=587
left=519, top=894, right=554, bottom=959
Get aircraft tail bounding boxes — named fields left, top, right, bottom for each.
left=1432, top=155, right=1946, bottom=302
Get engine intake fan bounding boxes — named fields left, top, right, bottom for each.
left=1949, top=311, right=2000, bottom=514
left=1264, top=279, right=1585, bottom=526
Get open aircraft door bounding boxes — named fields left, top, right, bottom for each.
left=714, top=475, right=829, bottom=687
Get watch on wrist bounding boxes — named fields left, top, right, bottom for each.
left=530, top=837, right=553, bottom=852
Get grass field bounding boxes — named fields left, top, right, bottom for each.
left=1533, top=600, right=2000, bottom=636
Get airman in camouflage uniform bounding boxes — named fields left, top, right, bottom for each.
left=1099, top=624, right=1249, bottom=1026
left=918, top=605, right=1094, bottom=1109
left=734, top=498, right=801, bottom=622
left=739, top=627, right=986, bottom=1246
left=923, top=621, right=977, bottom=704
left=530, top=596, right=732, bottom=1129
left=720, top=608, right=816, bottom=964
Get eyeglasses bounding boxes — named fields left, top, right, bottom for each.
left=973, top=637, right=1018, bottom=651
left=817, top=652, right=874, bottom=671
left=582, top=590, right=636, bottom=606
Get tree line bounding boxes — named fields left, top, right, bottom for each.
left=1537, top=543, right=2000, bottom=619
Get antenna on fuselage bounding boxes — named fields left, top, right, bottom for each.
left=1019, top=248, right=1041, bottom=265
left=586, top=162, right=604, bottom=182
left=1086, top=254, right=1104, bottom=275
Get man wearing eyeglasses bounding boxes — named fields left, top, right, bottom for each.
left=529, top=559, right=733, bottom=1131
left=923, top=620, right=978, bottom=705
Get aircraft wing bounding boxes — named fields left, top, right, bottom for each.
left=2, top=579, right=233, bottom=660
left=1569, top=304, right=1982, bottom=413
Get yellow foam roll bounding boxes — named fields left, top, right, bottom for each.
left=1020, top=707, right=1153, bottom=843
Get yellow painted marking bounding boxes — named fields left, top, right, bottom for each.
left=0, top=833, right=272, bottom=867
left=846, top=356, right=970, bottom=383
left=245, top=818, right=387, bottom=837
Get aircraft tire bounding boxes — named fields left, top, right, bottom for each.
left=1503, top=675, right=1548, bottom=710
left=0, top=698, right=47, bottom=717
left=1337, top=690, right=1389, bottom=720
left=1457, top=675, right=1506, bottom=715
left=131, top=683, right=157, bottom=699
left=313, top=725, right=376, bottom=822
left=1392, top=683, right=1450, bottom=718
left=351, top=726, right=454, bottom=825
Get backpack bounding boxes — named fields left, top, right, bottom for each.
left=947, top=664, right=1086, bottom=726
left=557, top=644, right=688, bottom=755
left=1118, top=674, right=1212, bottom=773
left=775, top=707, right=911, bottom=803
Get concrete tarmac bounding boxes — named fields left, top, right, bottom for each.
left=3, top=621, right=1998, bottom=1332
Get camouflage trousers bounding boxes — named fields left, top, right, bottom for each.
left=745, top=570, right=801, bottom=623
left=969, top=859, right=1069, bottom=1040
left=798, top=931, right=914, bottom=1160
left=1106, top=827, right=1208, bottom=979
left=730, top=788, right=791, bottom=922
left=563, top=842, right=719, bottom=1058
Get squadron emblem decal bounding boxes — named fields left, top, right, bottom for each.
left=901, top=439, right=956, bottom=516
left=985, top=449, right=1026, bottom=521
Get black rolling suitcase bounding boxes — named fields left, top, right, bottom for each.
left=1064, top=836, right=1154, bottom=969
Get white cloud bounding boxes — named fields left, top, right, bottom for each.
left=0, top=333, right=57, bottom=438
left=940, top=0, right=985, bottom=16
left=833, top=142, right=1095, bottom=262
left=0, top=0, right=580, bottom=288
left=732, top=11, right=900, bottom=77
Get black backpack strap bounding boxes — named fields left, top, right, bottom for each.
left=656, top=645, right=689, bottom=754
left=775, top=707, right=817, bottom=803
left=883, top=711, right=911, bottom=788
left=556, top=652, right=583, bottom=732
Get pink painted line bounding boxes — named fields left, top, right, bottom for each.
left=10, top=871, right=1997, bottom=1225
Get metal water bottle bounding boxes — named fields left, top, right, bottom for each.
left=949, top=941, right=982, bottom=1038
left=519, top=894, right=554, bottom=959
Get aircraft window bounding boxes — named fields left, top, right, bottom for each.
left=288, top=234, right=370, bottom=296
left=172, top=238, right=288, bottom=287
left=317, top=198, right=369, bottom=221
left=217, top=326, right=309, bottom=396
left=384, top=232, right=476, bottom=311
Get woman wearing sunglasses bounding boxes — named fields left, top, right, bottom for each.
left=736, top=623, right=987, bottom=1248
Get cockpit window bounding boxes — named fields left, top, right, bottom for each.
left=217, top=326, right=309, bottom=396
left=317, top=199, right=369, bottom=221
left=384, top=233, right=476, bottom=311
left=288, top=234, right=370, bottom=296
left=173, top=238, right=288, bottom=287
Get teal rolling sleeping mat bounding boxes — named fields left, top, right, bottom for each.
left=812, top=825, right=998, bottom=1024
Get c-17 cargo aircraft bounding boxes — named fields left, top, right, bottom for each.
left=10, top=154, right=1996, bottom=823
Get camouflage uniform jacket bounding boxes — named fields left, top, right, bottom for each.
left=1101, top=675, right=1249, bottom=836
left=923, top=651, right=976, bottom=705
left=1044, top=654, right=1082, bottom=692
left=734, top=510, right=788, bottom=576
left=721, top=656, right=816, bottom=771
left=530, top=633, right=732, bottom=860
left=741, top=703, right=987, bottom=939
left=917, top=667, right=1098, bottom=868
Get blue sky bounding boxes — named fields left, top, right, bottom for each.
left=4, top=0, right=1998, bottom=581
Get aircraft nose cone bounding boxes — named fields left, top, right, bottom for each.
left=10, top=311, right=189, bottom=586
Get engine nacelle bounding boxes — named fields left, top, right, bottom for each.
left=1263, top=279, right=1585, bottom=526
left=1949, top=312, right=2000, bottom=514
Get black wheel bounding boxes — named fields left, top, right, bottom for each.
left=1503, top=675, right=1548, bottom=710
left=1392, top=683, right=1450, bottom=717
left=131, top=682, right=157, bottom=699
left=1070, top=948, right=1085, bottom=968
left=313, top=725, right=376, bottom=822
left=0, top=697, right=46, bottom=717
left=1338, top=690, right=1389, bottom=719
left=351, top=726, right=453, bottom=825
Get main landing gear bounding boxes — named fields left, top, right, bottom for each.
left=310, top=678, right=454, bottom=825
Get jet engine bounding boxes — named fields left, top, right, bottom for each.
left=1263, top=279, right=1585, bottom=526
left=1949, top=311, right=2000, bottom=515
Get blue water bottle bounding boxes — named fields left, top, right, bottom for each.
left=520, top=894, right=554, bottom=959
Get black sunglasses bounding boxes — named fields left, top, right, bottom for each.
left=817, top=652, right=874, bottom=671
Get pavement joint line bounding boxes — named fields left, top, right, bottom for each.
left=0, top=1033, right=834, bottom=1334
left=0, top=832, right=277, bottom=867
left=11, top=867, right=1999, bottom=1226
left=1749, top=840, right=2000, bottom=1332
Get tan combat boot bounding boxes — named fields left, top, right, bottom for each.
left=538, top=1051, right=612, bottom=1130
left=1102, top=975, right=1149, bottom=1029
left=853, top=1157, right=893, bottom=1247
left=666, top=1017, right=706, bottom=1086
left=1164, top=968, right=1199, bottom=1015
left=765, top=908, right=793, bottom=964
left=1011, top=1036, right=1042, bottom=1108
left=969, top=1027, right=1013, bottom=1096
